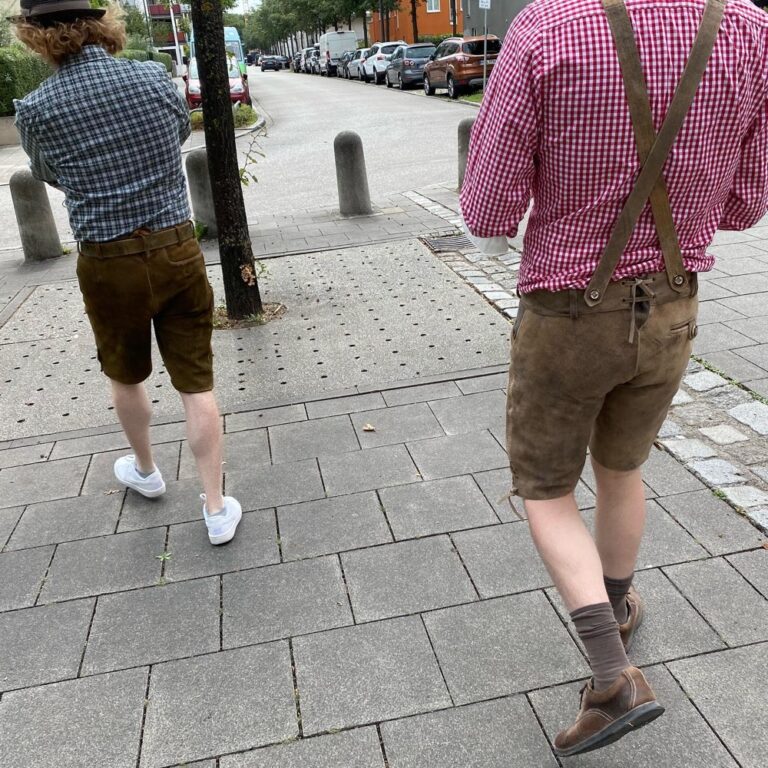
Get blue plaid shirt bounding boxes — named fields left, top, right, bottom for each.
left=14, top=46, right=191, bottom=242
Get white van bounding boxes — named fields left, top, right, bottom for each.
left=318, top=30, right=359, bottom=76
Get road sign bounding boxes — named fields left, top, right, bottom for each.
left=479, top=0, right=491, bottom=9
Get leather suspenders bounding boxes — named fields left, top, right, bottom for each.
left=584, top=0, right=726, bottom=307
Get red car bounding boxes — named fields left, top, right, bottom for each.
left=183, top=57, right=251, bottom=109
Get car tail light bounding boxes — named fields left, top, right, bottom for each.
left=455, top=54, right=469, bottom=63
left=326, top=51, right=330, bottom=59
left=376, top=54, right=384, bottom=60
left=404, top=59, right=414, bottom=66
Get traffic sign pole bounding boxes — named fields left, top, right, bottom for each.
left=479, top=0, right=490, bottom=92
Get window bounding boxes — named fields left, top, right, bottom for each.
left=427, top=0, right=440, bottom=12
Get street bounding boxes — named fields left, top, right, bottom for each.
left=240, top=66, right=478, bottom=217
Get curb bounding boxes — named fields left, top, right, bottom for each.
left=181, top=116, right=267, bottom=156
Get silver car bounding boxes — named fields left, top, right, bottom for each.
left=347, top=48, right=370, bottom=80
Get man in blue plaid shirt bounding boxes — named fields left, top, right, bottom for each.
left=12, top=0, right=243, bottom=545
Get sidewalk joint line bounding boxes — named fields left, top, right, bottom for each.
left=288, top=638, right=303, bottom=739
left=419, top=613, right=456, bottom=707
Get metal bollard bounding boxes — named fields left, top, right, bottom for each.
left=185, top=148, right=218, bottom=238
left=10, top=170, right=61, bottom=262
left=457, top=116, right=476, bottom=191
left=334, top=131, right=372, bottom=216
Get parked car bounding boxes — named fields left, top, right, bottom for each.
left=291, top=51, right=303, bottom=71
left=362, top=41, right=405, bottom=84
left=276, top=55, right=290, bottom=68
left=423, top=35, right=502, bottom=99
left=385, top=43, right=436, bottom=89
left=318, top=30, right=358, bottom=76
left=309, top=49, right=322, bottom=74
left=299, top=47, right=316, bottom=73
left=260, top=55, right=281, bottom=71
left=347, top=47, right=369, bottom=80
left=184, top=56, right=251, bottom=108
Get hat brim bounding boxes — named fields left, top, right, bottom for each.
left=14, top=8, right=106, bottom=25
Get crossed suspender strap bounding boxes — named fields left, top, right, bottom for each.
left=584, top=0, right=726, bottom=307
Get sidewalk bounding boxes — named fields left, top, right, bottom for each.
left=0, top=184, right=767, bottom=766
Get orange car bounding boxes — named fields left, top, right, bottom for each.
left=423, top=35, right=502, bottom=99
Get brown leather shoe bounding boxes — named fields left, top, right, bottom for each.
left=553, top=666, right=664, bottom=757
left=619, top=586, right=644, bottom=652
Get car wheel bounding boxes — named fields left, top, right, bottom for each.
left=362, top=69, right=369, bottom=83
left=447, top=75, right=460, bottom=100
left=424, top=75, right=435, bottom=96
left=398, top=73, right=406, bottom=90
left=376, top=70, right=385, bottom=85
left=386, top=72, right=393, bottom=88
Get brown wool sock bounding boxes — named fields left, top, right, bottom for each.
left=571, top=602, right=631, bottom=691
left=604, top=574, right=634, bottom=624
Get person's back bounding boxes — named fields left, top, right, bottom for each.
left=462, top=0, right=768, bottom=292
left=17, top=47, right=190, bottom=241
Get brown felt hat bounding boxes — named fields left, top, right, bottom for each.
left=13, top=0, right=106, bottom=25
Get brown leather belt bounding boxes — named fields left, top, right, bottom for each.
left=79, top=221, right=195, bottom=258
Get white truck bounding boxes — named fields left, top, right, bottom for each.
left=317, top=30, right=359, bottom=76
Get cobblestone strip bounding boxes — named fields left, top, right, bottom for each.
left=662, top=359, right=768, bottom=533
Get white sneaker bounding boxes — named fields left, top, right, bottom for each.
left=202, top=495, right=242, bottom=545
left=113, top=455, right=166, bottom=498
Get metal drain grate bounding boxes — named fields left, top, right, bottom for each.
left=422, top=234, right=474, bottom=253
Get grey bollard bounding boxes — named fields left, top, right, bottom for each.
left=457, top=116, right=476, bottom=191
left=334, top=131, right=372, bottom=216
left=10, top=170, right=61, bottom=261
left=185, top=148, right=218, bottom=238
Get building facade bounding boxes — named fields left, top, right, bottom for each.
left=462, top=0, right=530, bottom=39
left=368, top=1, right=464, bottom=45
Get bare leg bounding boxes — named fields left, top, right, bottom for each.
left=525, top=493, right=609, bottom=612
left=111, top=380, right=154, bottom=473
left=181, top=391, right=224, bottom=513
left=592, top=457, right=645, bottom=579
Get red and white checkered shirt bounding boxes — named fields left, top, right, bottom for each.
left=460, top=0, right=768, bottom=294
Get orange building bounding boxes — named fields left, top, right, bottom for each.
left=368, top=1, right=464, bottom=45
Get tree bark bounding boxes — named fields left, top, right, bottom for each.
left=189, top=0, right=262, bottom=319
left=410, top=0, right=418, bottom=43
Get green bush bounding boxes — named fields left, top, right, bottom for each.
left=0, top=46, right=52, bottom=117
left=417, top=34, right=453, bottom=46
left=117, top=49, right=173, bottom=73
left=190, top=104, right=259, bottom=131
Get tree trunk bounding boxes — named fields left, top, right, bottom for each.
left=410, top=0, right=418, bottom=43
left=363, top=16, right=368, bottom=46
left=190, top=0, right=262, bottom=319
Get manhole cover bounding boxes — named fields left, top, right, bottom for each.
left=422, top=235, right=474, bottom=253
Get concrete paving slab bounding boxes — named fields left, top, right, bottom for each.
left=381, top=696, right=557, bottom=768
left=141, top=644, right=297, bottom=768
left=424, top=593, right=589, bottom=705
left=0, top=455, right=89, bottom=509
left=0, top=442, right=52, bottom=469
left=180, top=428, right=271, bottom=479
left=664, top=557, right=768, bottom=645
left=305, top=392, right=387, bottom=419
left=669, top=643, right=768, bottom=768
left=226, top=404, right=307, bottom=433
left=39, top=528, right=165, bottom=604
left=378, top=475, right=497, bottom=539
left=455, top=372, right=508, bottom=395
left=117, top=477, right=203, bottom=532
left=407, top=431, right=508, bottom=480
left=350, top=402, right=445, bottom=448
left=428, top=390, right=506, bottom=435
left=656, top=490, right=764, bottom=555
left=529, top=665, right=739, bottom=768
left=382, top=380, right=462, bottom=406
left=277, top=491, right=391, bottom=561
left=0, top=545, right=53, bottom=611
left=342, top=536, right=477, bottom=622
left=269, top=415, right=360, bottom=464
left=699, top=349, right=768, bottom=383
left=472, top=468, right=522, bottom=522
left=0, top=667, right=147, bottom=768
left=82, top=578, right=220, bottom=675
left=642, top=448, right=705, bottom=496
left=222, top=728, right=384, bottom=768
left=83, top=441, right=181, bottom=496
left=452, top=522, right=553, bottom=598
left=293, top=616, right=451, bottom=735
left=0, top=505, right=23, bottom=548
left=547, top=568, right=725, bottom=666
left=7, top=492, right=122, bottom=550
left=226, top=458, right=325, bottom=510
left=319, top=444, right=421, bottom=496
left=0, top=598, right=93, bottom=691
left=223, top=556, right=353, bottom=646
left=165, top=509, right=279, bottom=582
left=726, top=548, right=768, bottom=598
left=49, top=430, right=131, bottom=460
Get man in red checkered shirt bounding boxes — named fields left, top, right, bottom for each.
left=461, top=0, right=768, bottom=755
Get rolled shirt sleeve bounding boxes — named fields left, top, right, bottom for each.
left=459, top=5, right=540, bottom=241
left=14, top=101, right=59, bottom=186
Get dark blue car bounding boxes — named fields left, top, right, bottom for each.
left=385, top=43, right=436, bottom=89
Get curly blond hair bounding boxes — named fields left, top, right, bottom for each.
left=13, top=3, right=126, bottom=66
